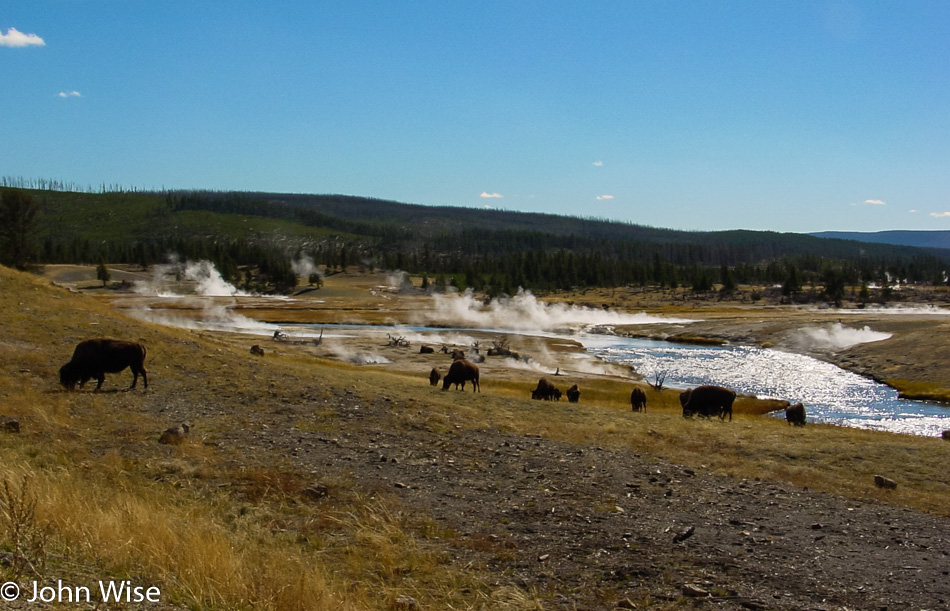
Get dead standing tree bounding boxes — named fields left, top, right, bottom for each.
left=386, top=333, right=411, bottom=348
left=649, top=371, right=667, bottom=392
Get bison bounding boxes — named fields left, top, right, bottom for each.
left=566, top=384, right=580, bottom=403
left=630, top=387, right=647, bottom=412
left=429, top=367, right=442, bottom=386
left=250, top=345, right=265, bottom=357
left=59, top=338, right=148, bottom=391
left=442, top=360, right=480, bottom=392
left=531, top=377, right=559, bottom=401
left=680, top=385, right=736, bottom=421
left=419, top=345, right=435, bottom=354
left=785, top=402, right=806, bottom=426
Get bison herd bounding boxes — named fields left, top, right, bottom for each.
left=55, top=336, right=805, bottom=429
left=424, top=348, right=809, bottom=427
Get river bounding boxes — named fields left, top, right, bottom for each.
left=581, top=334, right=950, bottom=438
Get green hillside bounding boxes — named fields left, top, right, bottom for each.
left=2, top=186, right=948, bottom=297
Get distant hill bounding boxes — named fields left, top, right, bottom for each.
left=4, top=185, right=950, bottom=293
left=810, top=230, right=950, bottom=251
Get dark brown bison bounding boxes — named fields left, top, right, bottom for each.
left=59, top=339, right=148, bottom=391
left=680, top=385, right=736, bottom=421
left=566, top=384, right=580, bottom=403
left=442, top=360, right=480, bottom=392
left=630, top=387, right=647, bottom=412
left=250, top=345, right=265, bottom=357
left=450, top=349, right=466, bottom=361
left=785, top=402, right=806, bottom=426
left=531, top=377, right=559, bottom=401
left=419, top=345, right=435, bottom=354
left=429, top=367, right=441, bottom=386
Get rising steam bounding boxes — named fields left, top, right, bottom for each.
left=291, top=254, right=321, bottom=281
left=421, top=288, right=692, bottom=331
left=134, top=258, right=247, bottom=297
left=785, top=323, right=892, bottom=352
left=129, top=258, right=275, bottom=333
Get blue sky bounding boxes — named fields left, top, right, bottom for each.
left=2, top=1, right=948, bottom=233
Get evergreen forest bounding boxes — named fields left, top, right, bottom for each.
left=2, top=182, right=948, bottom=302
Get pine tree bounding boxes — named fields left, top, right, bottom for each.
left=96, top=259, right=111, bottom=287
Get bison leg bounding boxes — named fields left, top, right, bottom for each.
left=130, top=367, right=148, bottom=390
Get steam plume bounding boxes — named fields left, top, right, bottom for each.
left=421, top=288, right=692, bottom=331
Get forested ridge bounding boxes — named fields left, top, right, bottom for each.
left=2, top=185, right=948, bottom=298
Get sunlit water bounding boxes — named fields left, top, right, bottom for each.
left=583, top=335, right=950, bottom=438
left=129, top=295, right=950, bottom=438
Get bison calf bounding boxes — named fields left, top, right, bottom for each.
left=59, top=339, right=148, bottom=391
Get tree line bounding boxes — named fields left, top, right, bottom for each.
left=2, top=187, right=948, bottom=303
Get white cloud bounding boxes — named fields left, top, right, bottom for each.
left=57, top=90, right=81, bottom=98
left=929, top=212, right=950, bottom=218
left=479, top=192, right=503, bottom=199
left=592, top=161, right=603, bottom=167
left=596, top=194, right=614, bottom=200
left=0, top=27, right=45, bottom=48
left=863, top=199, right=886, bottom=205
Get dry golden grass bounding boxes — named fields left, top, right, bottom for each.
left=4, top=265, right=950, bottom=609
left=0, top=267, right=548, bottom=610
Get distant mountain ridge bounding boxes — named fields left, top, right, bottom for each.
left=810, top=230, right=950, bottom=251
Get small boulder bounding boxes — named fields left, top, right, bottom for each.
left=159, top=423, right=190, bottom=445
left=874, top=475, right=897, bottom=490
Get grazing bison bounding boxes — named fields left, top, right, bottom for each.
left=531, top=377, right=559, bottom=401
left=60, top=339, right=148, bottom=391
left=680, top=385, right=736, bottom=421
left=785, top=402, right=806, bottom=426
left=566, top=384, right=580, bottom=403
left=442, top=360, right=480, bottom=392
left=250, top=345, right=265, bottom=357
left=419, top=345, right=435, bottom=354
left=429, top=367, right=442, bottom=386
left=630, top=387, right=647, bottom=412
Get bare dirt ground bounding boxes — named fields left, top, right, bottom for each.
left=33, top=266, right=950, bottom=609
left=209, top=383, right=950, bottom=610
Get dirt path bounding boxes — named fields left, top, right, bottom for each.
left=215, top=385, right=950, bottom=610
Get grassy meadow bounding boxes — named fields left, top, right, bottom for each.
left=2, top=264, right=950, bottom=609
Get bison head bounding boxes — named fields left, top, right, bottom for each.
left=679, top=389, right=694, bottom=418
left=59, top=362, right=81, bottom=390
